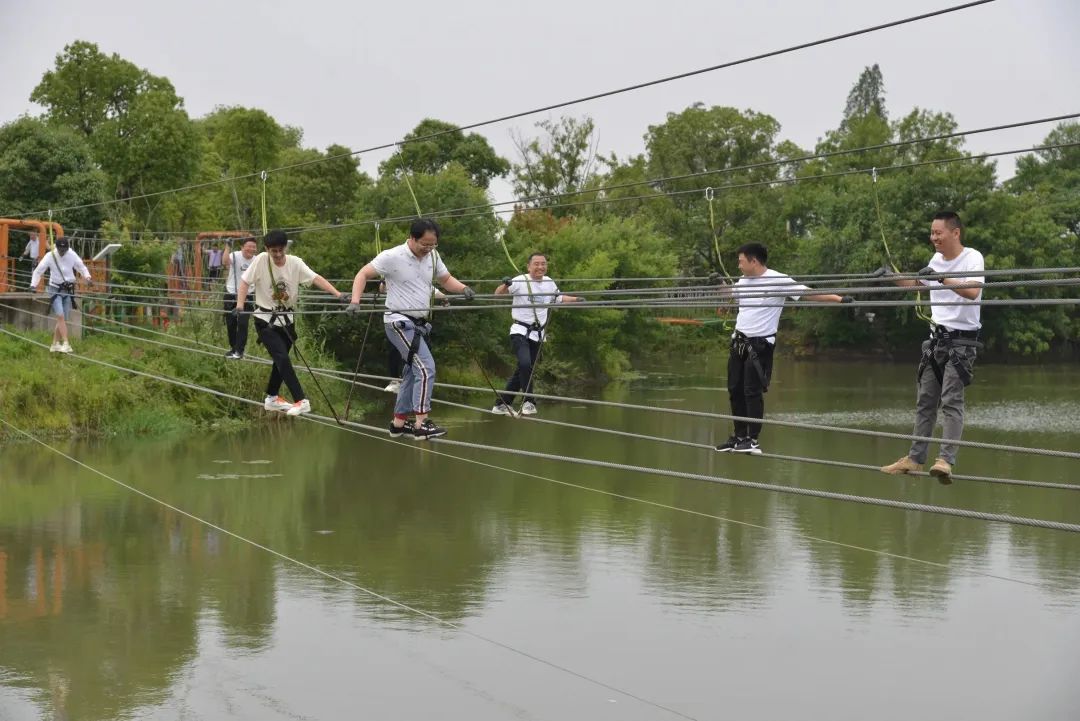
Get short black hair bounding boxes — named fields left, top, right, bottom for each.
left=526, top=252, right=547, bottom=264
left=263, top=229, right=289, bottom=248
left=933, top=211, right=963, bottom=238
left=736, top=242, right=767, bottom=266
left=241, top=237, right=258, bottom=246
left=410, top=218, right=440, bottom=240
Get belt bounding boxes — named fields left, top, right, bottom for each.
left=933, top=326, right=979, bottom=340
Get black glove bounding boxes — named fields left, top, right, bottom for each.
left=346, top=303, right=362, bottom=315
left=840, top=295, right=855, bottom=304
left=917, top=266, right=936, bottom=277
left=229, top=307, right=240, bottom=317
left=869, top=265, right=893, bottom=279
left=461, top=286, right=476, bottom=301
left=337, top=294, right=350, bottom=303
left=707, top=272, right=722, bottom=284
left=501, top=276, right=513, bottom=287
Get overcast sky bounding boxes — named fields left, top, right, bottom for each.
left=2, top=0, right=1078, bottom=203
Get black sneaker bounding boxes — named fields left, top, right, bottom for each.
left=388, top=422, right=410, bottom=438
left=411, top=419, right=447, bottom=441
left=733, top=438, right=762, bottom=455
left=715, top=435, right=741, bottom=452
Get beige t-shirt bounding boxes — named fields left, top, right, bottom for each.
left=241, top=252, right=317, bottom=326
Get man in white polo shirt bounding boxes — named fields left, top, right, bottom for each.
left=880, top=211, right=984, bottom=483
left=715, top=242, right=851, bottom=455
left=491, top=252, right=581, bottom=416
left=348, top=218, right=475, bottom=440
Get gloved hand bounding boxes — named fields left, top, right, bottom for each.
left=501, top=277, right=513, bottom=287
left=337, top=294, right=351, bottom=303
left=707, top=272, right=722, bottom=284
left=229, top=307, right=240, bottom=317
left=346, top=302, right=362, bottom=315
left=917, top=266, right=937, bottom=277
left=840, top=295, right=855, bottom=304
left=870, top=265, right=894, bottom=279
left=461, top=286, right=476, bottom=301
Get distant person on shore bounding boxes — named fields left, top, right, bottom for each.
left=30, top=237, right=91, bottom=354
left=236, top=230, right=347, bottom=416
left=348, top=218, right=475, bottom=440
left=223, top=237, right=257, bottom=359
left=20, top=231, right=41, bottom=290
left=715, top=242, right=851, bottom=455
left=880, top=211, right=984, bottom=484
left=491, top=252, right=581, bottom=416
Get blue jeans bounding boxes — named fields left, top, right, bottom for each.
left=49, top=291, right=74, bottom=320
left=385, top=320, right=436, bottom=415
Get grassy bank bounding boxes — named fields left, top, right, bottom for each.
left=0, top=324, right=368, bottom=441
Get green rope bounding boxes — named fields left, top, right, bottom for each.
left=705, top=188, right=733, bottom=283
left=259, top=171, right=269, bottom=237
left=395, top=145, right=423, bottom=218
left=870, top=170, right=933, bottom=323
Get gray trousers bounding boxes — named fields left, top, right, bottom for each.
left=385, top=320, right=436, bottom=415
left=909, top=341, right=977, bottom=465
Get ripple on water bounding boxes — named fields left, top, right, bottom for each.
left=773, top=400, right=1080, bottom=434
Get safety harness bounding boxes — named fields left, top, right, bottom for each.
left=731, top=330, right=772, bottom=392
left=49, top=247, right=78, bottom=309
left=918, top=325, right=982, bottom=387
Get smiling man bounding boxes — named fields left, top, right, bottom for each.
left=880, top=211, right=984, bottom=484
left=492, top=252, right=581, bottom=416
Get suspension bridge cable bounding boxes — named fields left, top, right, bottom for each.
left=0, top=330, right=1055, bottom=593
left=6, top=0, right=999, bottom=221
left=0, top=414, right=702, bottom=721
left=4, top=325, right=1077, bottom=537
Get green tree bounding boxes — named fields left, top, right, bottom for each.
left=31, top=41, right=201, bottom=213
left=0, top=117, right=107, bottom=231
left=511, top=116, right=599, bottom=211
left=379, top=118, right=510, bottom=189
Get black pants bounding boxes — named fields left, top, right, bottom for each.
left=223, top=294, right=253, bottom=354
left=727, top=338, right=775, bottom=439
left=501, top=334, right=541, bottom=406
left=255, top=319, right=305, bottom=401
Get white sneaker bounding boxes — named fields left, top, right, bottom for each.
left=286, top=399, right=311, bottom=416
left=50, top=342, right=61, bottom=352
left=520, top=401, right=537, bottom=416
left=383, top=380, right=401, bottom=394
left=492, top=403, right=512, bottom=415
left=59, top=342, right=73, bottom=354
left=264, top=395, right=292, bottom=411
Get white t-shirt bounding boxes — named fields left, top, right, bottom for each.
left=225, top=250, right=255, bottom=295
left=371, top=242, right=448, bottom=323
left=23, top=237, right=40, bottom=260
left=31, top=250, right=91, bottom=290
left=919, top=247, right=984, bottom=331
left=241, top=252, right=317, bottom=326
left=506, top=274, right=561, bottom=341
left=732, top=269, right=811, bottom=342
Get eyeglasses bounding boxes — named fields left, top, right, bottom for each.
left=410, top=237, right=438, bottom=249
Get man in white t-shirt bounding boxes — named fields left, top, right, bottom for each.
left=715, top=242, right=851, bottom=455
left=30, top=237, right=92, bottom=353
left=491, top=252, right=581, bottom=416
left=237, top=230, right=347, bottom=417
left=881, top=211, right=984, bottom=483
left=348, top=218, right=475, bottom=440
left=20, top=232, right=41, bottom=289
left=222, top=237, right=258, bottom=359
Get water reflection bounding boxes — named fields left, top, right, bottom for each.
left=1, top=361, right=1078, bottom=720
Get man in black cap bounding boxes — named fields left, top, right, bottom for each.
left=30, top=237, right=92, bottom=353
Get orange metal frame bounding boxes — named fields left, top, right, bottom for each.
left=0, top=218, right=65, bottom=292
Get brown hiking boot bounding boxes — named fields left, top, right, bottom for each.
left=929, top=458, right=953, bottom=485
left=880, top=456, right=922, bottom=475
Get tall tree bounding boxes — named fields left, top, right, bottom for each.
left=31, top=41, right=200, bottom=209
left=511, top=116, right=599, bottom=211
left=379, top=118, right=509, bottom=189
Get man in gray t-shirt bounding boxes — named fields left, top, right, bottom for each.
left=348, top=218, right=475, bottom=440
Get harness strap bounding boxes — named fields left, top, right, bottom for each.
left=731, top=331, right=771, bottom=392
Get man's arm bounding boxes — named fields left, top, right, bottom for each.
left=437, top=273, right=470, bottom=294
left=312, top=274, right=343, bottom=298
left=351, top=264, right=380, bottom=303
left=935, top=276, right=981, bottom=300
left=235, top=279, right=250, bottom=311
left=557, top=294, right=582, bottom=303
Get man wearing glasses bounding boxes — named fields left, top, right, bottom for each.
left=348, top=218, right=475, bottom=440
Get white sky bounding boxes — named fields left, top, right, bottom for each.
left=2, top=0, right=1078, bottom=203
